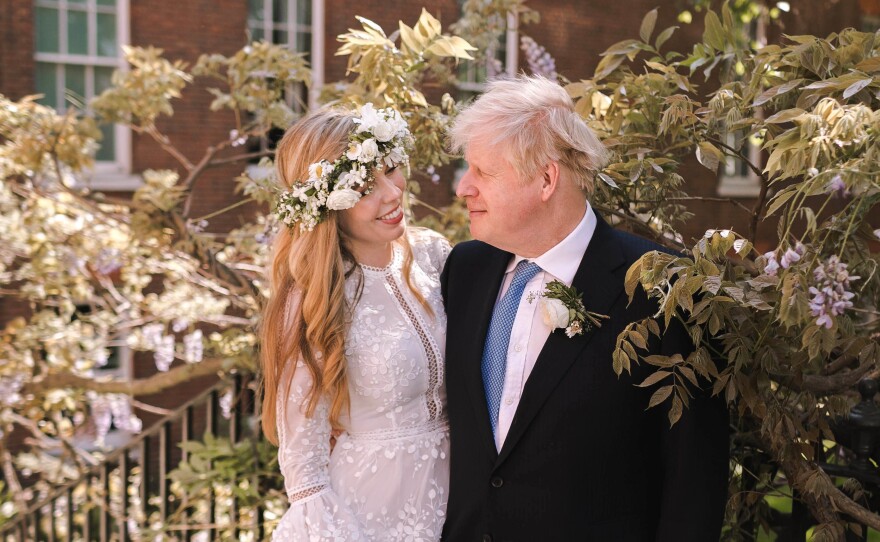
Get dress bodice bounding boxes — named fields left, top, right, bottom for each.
left=340, top=230, right=448, bottom=435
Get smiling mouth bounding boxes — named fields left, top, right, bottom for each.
left=379, top=206, right=403, bottom=221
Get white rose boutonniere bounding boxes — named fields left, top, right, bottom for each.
left=326, top=188, right=362, bottom=210
left=539, top=298, right=569, bottom=329
left=529, top=280, right=609, bottom=337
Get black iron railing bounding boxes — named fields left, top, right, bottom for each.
left=0, top=373, right=263, bottom=541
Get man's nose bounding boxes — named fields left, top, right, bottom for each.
left=456, top=170, right=476, bottom=198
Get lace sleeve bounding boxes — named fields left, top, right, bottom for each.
left=272, top=292, right=364, bottom=540
left=274, top=361, right=364, bottom=540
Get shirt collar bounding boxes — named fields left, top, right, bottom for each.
left=507, top=201, right=596, bottom=285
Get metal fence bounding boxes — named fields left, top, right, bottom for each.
left=0, top=374, right=263, bottom=541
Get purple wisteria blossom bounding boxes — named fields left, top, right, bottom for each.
left=763, top=251, right=780, bottom=276
left=808, top=255, right=859, bottom=329
left=183, top=329, right=204, bottom=363
left=825, top=174, right=849, bottom=198
left=520, top=36, right=558, bottom=81
left=763, top=243, right=804, bottom=276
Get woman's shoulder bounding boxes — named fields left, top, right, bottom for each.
left=406, top=227, right=451, bottom=273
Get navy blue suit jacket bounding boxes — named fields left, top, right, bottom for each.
left=440, top=215, right=729, bottom=541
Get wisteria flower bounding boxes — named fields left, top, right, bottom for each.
left=808, top=255, right=859, bottom=329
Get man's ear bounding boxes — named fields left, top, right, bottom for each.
left=540, top=161, right=561, bottom=202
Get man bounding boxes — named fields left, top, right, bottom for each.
left=440, top=75, right=729, bottom=541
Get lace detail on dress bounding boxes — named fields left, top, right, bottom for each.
left=288, top=484, right=327, bottom=503
left=384, top=275, right=444, bottom=421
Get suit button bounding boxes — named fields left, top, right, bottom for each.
left=482, top=535, right=493, bottom=542
left=491, top=476, right=503, bottom=488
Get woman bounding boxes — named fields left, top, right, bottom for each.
left=260, top=104, right=450, bottom=541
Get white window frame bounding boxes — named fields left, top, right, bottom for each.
left=34, top=0, right=138, bottom=191
left=246, top=0, right=321, bottom=108
left=717, top=14, right=766, bottom=198
left=456, top=12, right=519, bottom=93
left=452, top=12, right=519, bottom=192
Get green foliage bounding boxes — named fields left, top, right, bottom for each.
left=92, top=45, right=192, bottom=128
left=194, top=40, right=311, bottom=132
left=0, top=94, right=101, bottom=175
left=573, top=3, right=880, bottom=534
left=330, top=9, right=475, bottom=171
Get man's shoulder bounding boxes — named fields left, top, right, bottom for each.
left=448, top=239, right=503, bottom=261
left=604, top=225, right=681, bottom=264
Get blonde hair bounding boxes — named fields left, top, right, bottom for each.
left=449, top=75, right=609, bottom=195
left=260, top=107, right=430, bottom=445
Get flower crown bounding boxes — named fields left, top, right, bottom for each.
left=275, top=104, right=412, bottom=232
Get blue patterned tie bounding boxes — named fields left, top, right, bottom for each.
left=482, top=260, right=542, bottom=435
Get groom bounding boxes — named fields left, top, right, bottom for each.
left=440, top=76, right=729, bottom=541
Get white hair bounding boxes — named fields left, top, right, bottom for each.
left=450, top=75, right=609, bottom=194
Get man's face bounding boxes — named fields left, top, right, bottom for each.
left=456, top=140, right=542, bottom=255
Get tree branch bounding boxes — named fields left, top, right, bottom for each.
left=775, top=363, right=874, bottom=395
left=143, top=125, right=194, bottom=171
left=208, top=150, right=274, bottom=168
left=25, top=358, right=225, bottom=396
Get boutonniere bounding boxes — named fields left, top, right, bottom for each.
left=528, top=280, right=609, bottom=338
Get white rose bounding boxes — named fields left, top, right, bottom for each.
left=355, top=103, right=380, bottom=132
left=326, top=188, right=362, bottom=210
left=359, top=138, right=379, bottom=162
left=383, top=146, right=407, bottom=167
left=372, top=121, right=394, bottom=142
left=539, top=297, right=569, bottom=329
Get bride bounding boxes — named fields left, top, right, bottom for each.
left=260, top=104, right=450, bottom=540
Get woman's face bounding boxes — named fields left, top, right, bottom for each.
left=337, top=165, right=407, bottom=265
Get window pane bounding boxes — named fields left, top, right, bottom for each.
left=96, top=0, right=117, bottom=6
left=298, top=0, right=311, bottom=27
left=67, top=9, right=88, bottom=55
left=273, top=0, right=288, bottom=23
left=35, top=7, right=60, bottom=53
left=96, top=123, right=115, bottom=161
left=35, top=63, right=58, bottom=108
left=250, top=27, right=264, bottom=41
left=273, top=29, right=287, bottom=46
left=95, top=66, right=114, bottom=94
left=248, top=0, right=265, bottom=21
left=97, top=13, right=117, bottom=57
left=64, top=64, right=87, bottom=108
left=296, top=31, right=310, bottom=54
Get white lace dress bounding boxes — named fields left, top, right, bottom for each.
left=272, top=229, right=451, bottom=542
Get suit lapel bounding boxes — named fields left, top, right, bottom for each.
left=460, top=245, right=511, bottom=458
left=495, top=216, right=628, bottom=466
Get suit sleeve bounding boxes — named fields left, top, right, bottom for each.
left=654, top=315, right=730, bottom=542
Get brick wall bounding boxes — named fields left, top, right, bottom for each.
left=0, top=0, right=35, bottom=100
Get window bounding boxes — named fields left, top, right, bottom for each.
left=454, top=9, right=519, bottom=190
left=34, top=0, right=136, bottom=189
left=456, top=11, right=519, bottom=98
left=246, top=0, right=316, bottom=110
left=717, top=15, right=765, bottom=198
left=245, top=0, right=319, bottom=181
left=717, top=130, right=762, bottom=197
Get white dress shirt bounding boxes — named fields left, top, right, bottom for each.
left=492, top=202, right=597, bottom=450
